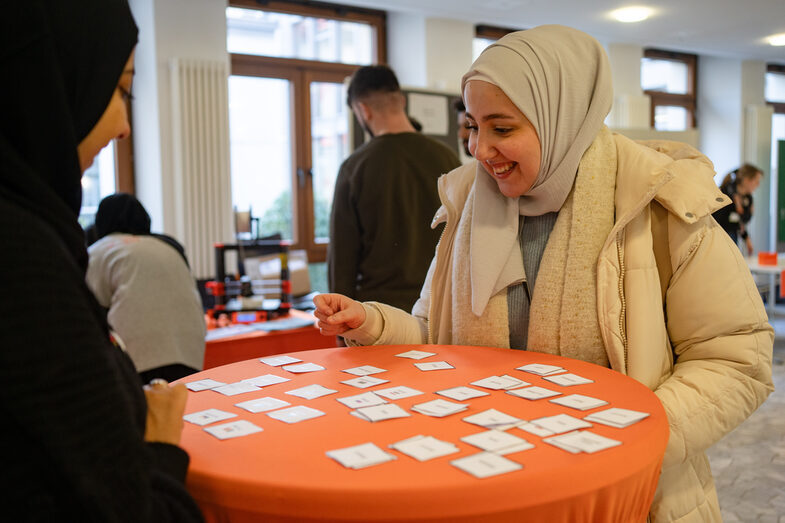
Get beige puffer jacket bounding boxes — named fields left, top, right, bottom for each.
left=355, top=133, right=774, bottom=522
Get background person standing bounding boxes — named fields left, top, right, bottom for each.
left=712, top=163, right=763, bottom=255
left=328, top=65, right=460, bottom=312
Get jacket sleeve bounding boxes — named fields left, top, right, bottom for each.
left=327, top=164, right=361, bottom=299
left=655, top=215, right=773, bottom=468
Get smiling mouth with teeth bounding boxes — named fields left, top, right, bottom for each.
left=489, top=162, right=516, bottom=175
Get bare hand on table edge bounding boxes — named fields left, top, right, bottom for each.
left=312, top=293, right=367, bottom=336
left=143, top=380, right=188, bottom=445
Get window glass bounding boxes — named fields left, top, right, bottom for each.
left=766, top=72, right=785, bottom=103
left=228, top=75, right=293, bottom=239
left=79, top=141, right=116, bottom=228
left=642, top=58, right=688, bottom=94
left=310, top=81, right=349, bottom=243
left=227, top=7, right=373, bottom=65
left=472, top=37, right=495, bottom=62
left=653, top=105, right=688, bottom=131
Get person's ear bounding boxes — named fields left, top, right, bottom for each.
left=356, top=101, right=372, bottom=122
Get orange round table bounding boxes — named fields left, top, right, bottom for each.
left=178, top=345, right=668, bottom=523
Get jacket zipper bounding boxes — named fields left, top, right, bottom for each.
left=615, top=229, right=628, bottom=371
left=427, top=179, right=457, bottom=344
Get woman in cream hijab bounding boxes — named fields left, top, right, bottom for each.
left=316, top=25, right=772, bottom=522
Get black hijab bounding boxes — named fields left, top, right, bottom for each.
left=0, top=0, right=138, bottom=273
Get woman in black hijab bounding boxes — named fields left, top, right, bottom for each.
left=0, top=1, right=202, bottom=520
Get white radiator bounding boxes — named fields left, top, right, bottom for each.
left=169, top=58, right=234, bottom=279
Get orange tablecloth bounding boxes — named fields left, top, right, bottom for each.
left=179, top=345, right=668, bottom=523
left=203, top=310, right=335, bottom=369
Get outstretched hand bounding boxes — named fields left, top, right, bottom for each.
left=313, top=293, right=366, bottom=336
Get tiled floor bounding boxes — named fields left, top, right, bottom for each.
left=705, top=310, right=785, bottom=521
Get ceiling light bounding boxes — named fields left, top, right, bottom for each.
left=767, top=33, right=785, bottom=46
left=610, top=6, right=653, bottom=23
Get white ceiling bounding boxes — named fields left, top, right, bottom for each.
left=338, top=0, right=785, bottom=63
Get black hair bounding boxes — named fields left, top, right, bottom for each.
left=94, top=193, right=151, bottom=240
left=346, top=65, right=400, bottom=106
left=453, top=97, right=466, bottom=113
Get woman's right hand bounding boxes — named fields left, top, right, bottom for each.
left=143, top=381, right=188, bottom=445
left=313, top=293, right=366, bottom=336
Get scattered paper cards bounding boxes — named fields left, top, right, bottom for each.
left=183, top=408, right=237, bottom=426
left=437, top=386, right=490, bottom=401
left=463, top=409, right=523, bottom=430
left=204, top=420, right=263, bottom=440
left=185, top=378, right=227, bottom=392
left=414, top=361, right=454, bottom=371
left=327, top=442, right=396, bottom=469
left=241, top=374, right=290, bottom=387
left=472, top=375, right=529, bottom=390
left=549, top=394, right=608, bottom=411
left=543, top=373, right=594, bottom=387
left=267, top=405, right=325, bottom=424
left=506, top=386, right=561, bottom=400
left=213, top=381, right=262, bottom=396
left=390, top=435, right=459, bottom=461
left=285, top=384, right=338, bottom=399
left=544, top=430, right=621, bottom=454
left=260, top=355, right=301, bottom=366
left=235, top=396, right=290, bottom=413
left=342, top=365, right=387, bottom=376
left=584, top=407, right=650, bottom=428
left=341, top=376, right=389, bottom=389
left=374, top=385, right=424, bottom=400
left=461, top=430, right=534, bottom=455
left=451, top=452, right=522, bottom=478
left=395, top=350, right=437, bottom=360
left=516, top=363, right=566, bottom=376
left=411, top=399, right=468, bottom=417
left=282, top=362, right=325, bottom=373
left=337, top=391, right=387, bottom=409
left=530, top=413, right=592, bottom=434
left=516, top=422, right=556, bottom=437
left=352, top=404, right=411, bottom=422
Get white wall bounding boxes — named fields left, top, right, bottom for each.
left=698, top=56, right=743, bottom=182
left=387, top=12, right=426, bottom=87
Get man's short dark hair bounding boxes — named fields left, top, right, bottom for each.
left=347, top=65, right=400, bottom=106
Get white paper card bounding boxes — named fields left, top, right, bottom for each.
left=326, top=442, right=396, bottom=469
left=395, top=350, right=437, bottom=360
left=553, top=430, right=622, bottom=453
left=516, top=363, right=566, bottom=376
left=241, top=374, right=290, bottom=387
left=352, top=403, right=411, bottom=422
left=213, top=381, right=262, bottom=396
left=267, top=405, right=325, bottom=423
left=462, top=408, right=523, bottom=430
left=584, top=407, right=650, bottom=428
left=374, top=385, right=424, bottom=400
left=543, top=373, right=594, bottom=386
left=414, top=361, right=454, bottom=371
left=185, top=378, right=227, bottom=392
left=234, top=396, right=291, bottom=413
left=451, top=452, right=523, bottom=478
left=411, top=399, right=468, bottom=417
left=260, top=355, right=302, bottom=366
left=543, top=432, right=583, bottom=454
left=282, top=362, right=325, bottom=373
left=204, top=420, right=263, bottom=440
left=506, top=386, right=562, bottom=400
left=437, top=386, right=490, bottom=401
left=471, top=375, right=528, bottom=390
left=516, top=422, right=556, bottom=437
left=461, top=430, right=534, bottom=455
left=549, top=394, right=608, bottom=411
left=337, top=391, right=387, bottom=409
left=342, top=365, right=387, bottom=376
left=391, top=435, right=459, bottom=461
left=285, top=384, right=338, bottom=399
left=341, top=376, right=390, bottom=389
left=183, top=408, right=237, bottom=426
left=531, top=413, right=592, bottom=434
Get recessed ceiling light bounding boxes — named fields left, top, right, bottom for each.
left=767, top=33, right=785, bottom=46
left=610, top=6, right=654, bottom=23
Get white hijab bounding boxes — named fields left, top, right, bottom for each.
left=460, top=25, right=613, bottom=315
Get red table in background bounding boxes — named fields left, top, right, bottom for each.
left=179, top=345, right=669, bottom=523
left=203, top=309, right=335, bottom=369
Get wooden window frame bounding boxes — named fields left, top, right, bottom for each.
left=228, top=0, right=386, bottom=263
left=643, top=49, right=698, bottom=129
left=767, top=64, right=785, bottom=115
left=475, top=24, right=521, bottom=41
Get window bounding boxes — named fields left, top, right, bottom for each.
left=642, top=49, right=697, bottom=130
left=226, top=0, right=385, bottom=267
left=766, top=65, right=785, bottom=179
left=473, top=25, right=521, bottom=62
